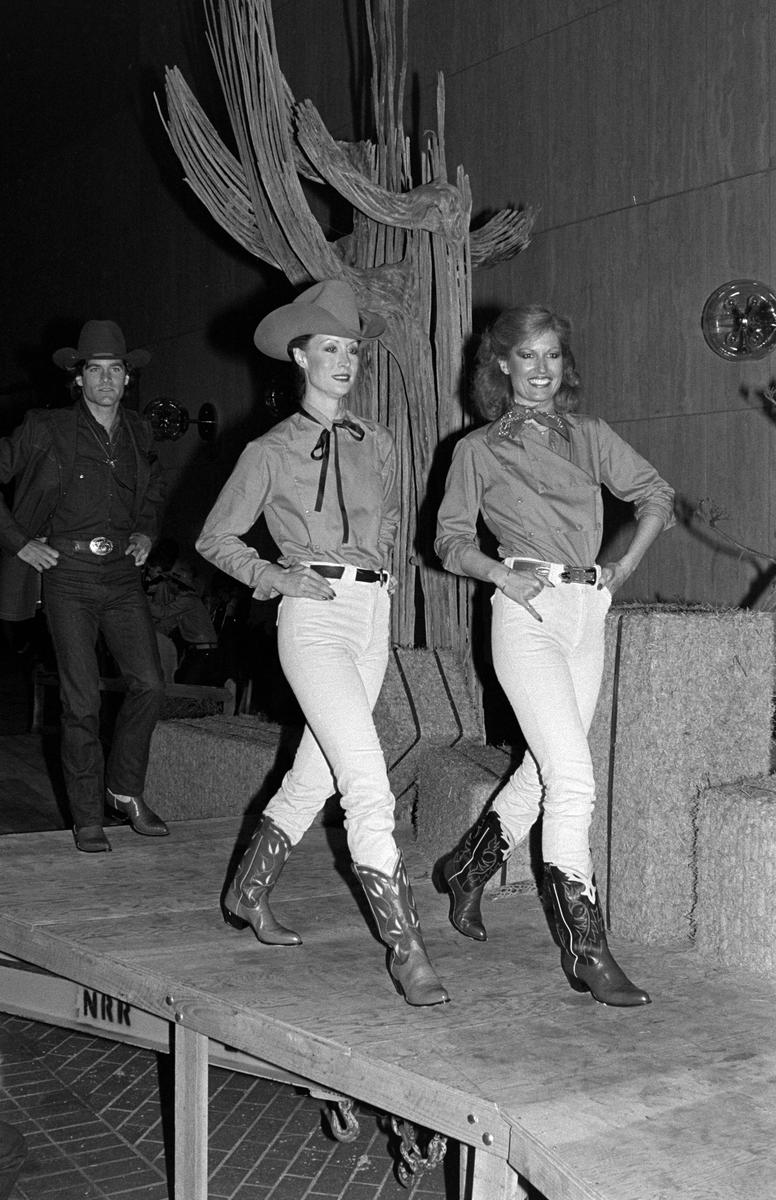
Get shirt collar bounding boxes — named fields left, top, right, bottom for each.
left=295, top=401, right=358, bottom=434
left=78, top=399, right=124, bottom=437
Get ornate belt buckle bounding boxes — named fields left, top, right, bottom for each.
left=560, top=566, right=597, bottom=584
left=89, top=537, right=113, bottom=556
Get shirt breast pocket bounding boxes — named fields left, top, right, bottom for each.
left=552, top=477, right=601, bottom=534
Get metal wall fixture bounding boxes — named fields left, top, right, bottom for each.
left=143, top=398, right=218, bottom=442
left=701, top=279, right=776, bottom=361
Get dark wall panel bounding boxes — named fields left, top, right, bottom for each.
left=647, top=0, right=771, bottom=197
left=440, top=0, right=776, bottom=606
left=645, top=175, right=773, bottom=419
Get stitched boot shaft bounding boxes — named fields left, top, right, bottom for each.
left=543, top=864, right=650, bottom=1007
left=442, top=809, right=509, bottom=941
left=353, top=853, right=449, bottom=1007
left=223, top=818, right=301, bottom=946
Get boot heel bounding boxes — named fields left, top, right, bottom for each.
left=223, top=907, right=249, bottom=931
left=563, top=969, right=589, bottom=994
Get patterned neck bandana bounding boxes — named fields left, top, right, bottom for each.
left=497, top=404, right=569, bottom=441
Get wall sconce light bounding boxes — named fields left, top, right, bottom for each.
left=701, top=279, right=776, bottom=361
left=143, top=398, right=219, bottom=442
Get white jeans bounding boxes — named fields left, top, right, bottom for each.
left=490, top=562, right=612, bottom=876
left=264, top=577, right=397, bottom=873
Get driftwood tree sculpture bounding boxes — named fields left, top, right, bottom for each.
left=162, top=0, right=533, bottom=652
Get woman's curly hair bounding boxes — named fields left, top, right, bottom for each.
left=471, top=304, right=581, bottom=422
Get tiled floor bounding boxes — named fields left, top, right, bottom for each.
left=0, top=1014, right=455, bottom=1199
left=0, top=642, right=456, bottom=1199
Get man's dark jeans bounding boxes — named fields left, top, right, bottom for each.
left=0, top=1121, right=26, bottom=1199
left=43, top=556, right=164, bottom=828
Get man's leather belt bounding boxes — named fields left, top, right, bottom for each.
left=48, top=537, right=127, bottom=557
left=309, top=564, right=389, bottom=585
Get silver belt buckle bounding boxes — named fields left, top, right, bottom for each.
left=560, top=566, right=596, bottom=584
left=89, top=537, right=114, bottom=556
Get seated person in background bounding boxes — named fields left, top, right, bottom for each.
left=144, top=542, right=225, bottom=685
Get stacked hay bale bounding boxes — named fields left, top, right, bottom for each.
left=588, top=606, right=773, bottom=942
left=414, top=605, right=773, bottom=938
left=414, top=742, right=536, bottom=887
left=146, top=648, right=482, bottom=824
left=373, top=648, right=484, bottom=803
left=695, top=778, right=776, bottom=973
left=145, top=716, right=298, bottom=821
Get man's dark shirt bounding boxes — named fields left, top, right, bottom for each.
left=48, top=403, right=138, bottom=541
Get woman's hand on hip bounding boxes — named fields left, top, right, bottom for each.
left=498, top=565, right=551, bottom=623
left=273, top=563, right=336, bottom=600
left=597, top=561, right=630, bottom=594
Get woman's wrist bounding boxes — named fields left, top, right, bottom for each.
left=266, top=563, right=287, bottom=589
left=493, top=564, right=511, bottom=591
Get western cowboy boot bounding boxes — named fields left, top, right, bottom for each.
left=106, top=789, right=169, bottom=837
left=442, top=810, right=509, bottom=941
left=222, top=817, right=301, bottom=946
left=73, top=824, right=111, bottom=853
left=543, top=863, right=650, bottom=1007
left=353, top=852, right=449, bottom=1007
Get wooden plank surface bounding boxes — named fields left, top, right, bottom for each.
left=0, top=818, right=774, bottom=1200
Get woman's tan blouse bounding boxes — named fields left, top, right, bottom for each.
left=435, top=412, right=675, bottom=573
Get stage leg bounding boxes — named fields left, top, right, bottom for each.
left=174, top=1023, right=209, bottom=1200
left=461, top=1144, right=525, bottom=1200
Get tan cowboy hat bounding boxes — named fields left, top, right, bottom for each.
left=53, top=319, right=151, bottom=370
left=253, top=279, right=386, bottom=360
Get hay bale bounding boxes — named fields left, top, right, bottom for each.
left=146, top=647, right=483, bottom=822
left=589, top=607, right=773, bottom=942
left=414, top=744, right=535, bottom=887
left=374, top=648, right=484, bottom=798
left=695, top=778, right=776, bottom=974
left=145, top=716, right=296, bottom=821
left=158, top=695, right=225, bottom=721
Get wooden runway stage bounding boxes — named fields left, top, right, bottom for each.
left=0, top=818, right=774, bottom=1200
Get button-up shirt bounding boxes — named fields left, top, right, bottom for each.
left=196, top=403, right=399, bottom=599
left=50, top=403, right=137, bottom=539
left=435, top=412, right=675, bottom=572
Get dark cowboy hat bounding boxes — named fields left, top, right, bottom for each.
left=253, top=279, right=386, bottom=361
left=52, top=320, right=151, bottom=371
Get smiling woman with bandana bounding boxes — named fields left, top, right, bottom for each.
left=435, top=303, right=675, bottom=1008
left=196, top=280, right=448, bottom=1008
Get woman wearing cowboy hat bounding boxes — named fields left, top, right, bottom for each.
left=196, top=279, right=449, bottom=1007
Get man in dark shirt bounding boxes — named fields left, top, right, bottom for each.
left=0, top=320, right=169, bottom=852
